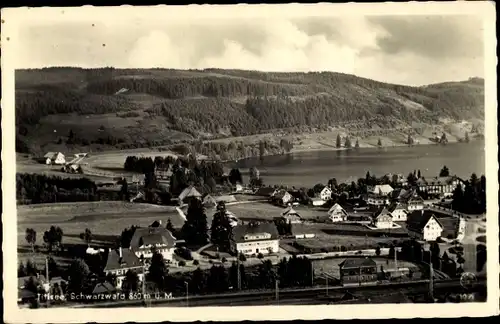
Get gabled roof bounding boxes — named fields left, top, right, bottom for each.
left=374, top=207, right=392, bottom=219
left=178, top=186, right=202, bottom=201
left=274, top=190, right=291, bottom=200
left=417, top=176, right=458, bottom=186
left=406, top=210, right=444, bottom=233
left=437, top=217, right=461, bottom=238
left=328, top=203, right=348, bottom=215
left=129, top=227, right=177, bottom=250
left=92, top=282, right=117, bottom=294
left=388, top=202, right=408, bottom=213
left=232, top=222, right=279, bottom=243
left=370, top=184, right=393, bottom=195
left=282, top=207, right=301, bottom=217
left=254, top=187, right=277, bottom=197
left=339, top=257, right=376, bottom=269
left=104, top=248, right=142, bottom=272
left=203, top=194, right=217, bottom=206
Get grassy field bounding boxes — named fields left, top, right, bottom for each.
left=17, top=202, right=184, bottom=253
left=297, top=234, right=398, bottom=250
left=226, top=202, right=324, bottom=221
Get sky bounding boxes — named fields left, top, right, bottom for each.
left=9, top=6, right=487, bottom=86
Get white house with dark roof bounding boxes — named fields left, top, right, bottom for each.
left=416, top=176, right=464, bottom=197
left=273, top=190, right=294, bottom=206
left=407, top=196, right=425, bottom=211
left=104, top=247, right=144, bottom=288
left=328, top=203, right=348, bottom=222
left=388, top=202, right=409, bottom=221
left=318, top=186, right=333, bottom=201
left=129, top=227, right=177, bottom=262
left=371, top=207, right=394, bottom=229
left=44, top=152, right=65, bottom=165
left=231, top=222, right=280, bottom=256
left=406, top=210, right=444, bottom=242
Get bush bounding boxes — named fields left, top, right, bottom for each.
left=375, top=246, right=381, bottom=256
left=221, top=257, right=227, bottom=263
left=175, top=247, right=193, bottom=260
left=208, top=260, right=213, bottom=264
left=251, top=254, right=256, bottom=258
left=257, top=253, right=264, bottom=259
left=215, top=253, right=220, bottom=259
left=239, top=254, right=247, bottom=262
left=178, top=260, right=186, bottom=267
left=193, top=260, right=199, bottom=266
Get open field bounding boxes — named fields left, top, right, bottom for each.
left=17, top=202, right=184, bottom=250
left=227, top=202, right=324, bottom=221
left=296, top=234, right=399, bottom=250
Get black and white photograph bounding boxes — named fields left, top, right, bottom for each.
left=2, top=2, right=498, bottom=322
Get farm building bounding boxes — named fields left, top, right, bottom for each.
left=202, top=194, right=218, bottom=208
left=407, top=195, right=425, bottom=211
left=406, top=210, right=444, bottom=242
left=328, top=203, right=348, bottom=222
left=44, top=152, right=66, bottom=165
left=273, top=190, right=294, bottom=206
left=281, top=207, right=303, bottom=224
left=366, top=194, right=390, bottom=206
left=231, top=221, right=279, bottom=256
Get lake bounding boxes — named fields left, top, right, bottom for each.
left=231, top=141, right=486, bottom=188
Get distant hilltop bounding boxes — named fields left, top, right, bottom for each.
left=15, top=68, right=484, bottom=154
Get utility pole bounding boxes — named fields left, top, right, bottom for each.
left=237, top=254, right=241, bottom=290
left=394, top=246, right=398, bottom=270
left=311, top=262, right=314, bottom=286
left=275, top=279, right=279, bottom=305
left=185, top=281, right=189, bottom=307
left=45, top=257, right=50, bottom=308
left=429, top=248, right=434, bottom=302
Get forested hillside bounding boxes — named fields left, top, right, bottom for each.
left=15, top=67, right=484, bottom=154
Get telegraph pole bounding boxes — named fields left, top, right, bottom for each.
left=275, top=279, right=279, bottom=305
left=429, top=248, right=434, bottom=301
left=237, top=254, right=241, bottom=290
left=45, top=257, right=50, bottom=308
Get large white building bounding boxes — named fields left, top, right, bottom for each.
left=318, top=186, right=333, bottom=201
left=129, top=226, right=177, bottom=262
left=406, top=210, right=444, bottom=242
left=231, top=222, right=280, bottom=256
left=328, top=203, right=348, bottom=222
left=369, top=184, right=394, bottom=196
left=416, top=176, right=464, bottom=198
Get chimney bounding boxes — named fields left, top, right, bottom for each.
left=119, top=247, right=123, bottom=259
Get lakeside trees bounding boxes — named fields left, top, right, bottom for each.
left=43, top=226, right=64, bottom=252
left=452, top=174, right=486, bottom=214
left=181, top=199, right=209, bottom=246
left=210, top=202, right=234, bottom=252
left=25, top=228, right=37, bottom=253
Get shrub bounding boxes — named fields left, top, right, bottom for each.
left=221, top=257, right=227, bottom=263
left=375, top=246, right=381, bottom=256
left=356, top=250, right=363, bottom=255
left=257, top=253, right=264, bottom=259
left=208, top=260, right=213, bottom=264
left=193, top=260, right=199, bottom=266
left=340, top=246, right=347, bottom=252
left=239, top=254, right=247, bottom=262
left=178, top=260, right=186, bottom=267
left=215, top=253, right=220, bottom=259
left=251, top=254, right=256, bottom=258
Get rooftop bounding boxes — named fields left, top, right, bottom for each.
left=129, top=227, right=177, bottom=250
left=232, top=221, right=279, bottom=243
left=406, top=210, right=444, bottom=233
left=104, top=247, right=142, bottom=272
left=339, top=257, right=377, bottom=269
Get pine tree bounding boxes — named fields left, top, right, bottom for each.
left=377, top=138, right=382, bottom=147
left=181, top=199, right=209, bottom=246
left=345, top=136, right=351, bottom=148
left=210, top=202, right=233, bottom=252
left=355, top=139, right=360, bottom=148
left=336, top=134, right=342, bottom=148
left=465, top=131, right=470, bottom=143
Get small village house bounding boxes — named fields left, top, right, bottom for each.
left=44, top=152, right=66, bottom=165
left=129, top=226, right=177, bottom=262
left=281, top=207, right=303, bottom=224
left=407, top=195, right=425, bottom=211
left=103, top=247, right=145, bottom=289
left=387, top=202, right=409, bottom=221
left=406, top=210, right=444, bottom=242
left=234, top=183, right=244, bottom=193
left=371, top=207, right=394, bottom=229
left=339, top=258, right=378, bottom=285
left=273, top=189, right=294, bottom=206
left=178, top=185, right=202, bottom=205
left=369, top=184, right=394, bottom=196
left=318, top=186, right=333, bottom=201
left=432, top=214, right=466, bottom=241
left=328, top=203, right=348, bottom=223
left=231, top=221, right=279, bottom=256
